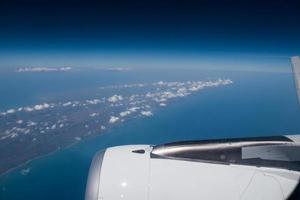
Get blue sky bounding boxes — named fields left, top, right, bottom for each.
left=0, top=0, right=299, bottom=71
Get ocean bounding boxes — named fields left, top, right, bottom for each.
left=0, top=68, right=300, bottom=200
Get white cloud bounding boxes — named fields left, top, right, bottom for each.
left=108, top=95, right=123, bottom=103
left=17, top=67, right=72, bottom=73
left=161, top=91, right=177, bottom=99
left=154, top=98, right=167, bottom=103
left=177, top=87, right=190, bottom=97
left=62, top=102, right=72, bottom=107
left=24, top=107, right=34, bottom=112
left=27, top=121, right=37, bottom=127
left=6, top=109, right=16, bottom=114
left=141, top=111, right=153, bottom=117
left=146, top=92, right=154, bottom=98
left=10, top=133, right=18, bottom=138
left=157, top=81, right=164, bottom=85
left=99, top=83, right=146, bottom=90
left=51, top=124, right=57, bottom=130
left=189, top=85, right=203, bottom=91
left=16, top=120, right=23, bottom=124
left=120, top=110, right=131, bottom=117
left=89, top=113, right=99, bottom=117
left=86, top=99, right=101, bottom=105
left=106, top=67, right=131, bottom=72
left=34, top=103, right=50, bottom=111
left=109, top=116, right=119, bottom=124
left=128, top=107, right=140, bottom=112
left=222, top=79, right=233, bottom=85
left=21, top=103, right=51, bottom=113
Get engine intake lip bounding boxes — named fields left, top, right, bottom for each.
left=85, top=149, right=106, bottom=200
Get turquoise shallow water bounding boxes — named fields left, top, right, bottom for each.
left=1, top=69, right=300, bottom=200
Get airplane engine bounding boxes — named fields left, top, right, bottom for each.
left=85, top=135, right=300, bottom=200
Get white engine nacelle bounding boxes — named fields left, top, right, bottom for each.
left=85, top=135, right=300, bottom=200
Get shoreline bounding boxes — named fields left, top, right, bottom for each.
left=0, top=127, right=117, bottom=178
left=0, top=140, right=82, bottom=178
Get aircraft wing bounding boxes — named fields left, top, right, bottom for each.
left=291, top=56, right=300, bottom=104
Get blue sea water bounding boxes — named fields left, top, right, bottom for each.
left=0, top=68, right=300, bottom=200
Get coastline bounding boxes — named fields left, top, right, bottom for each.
left=0, top=139, right=82, bottom=178
left=0, top=125, right=118, bottom=178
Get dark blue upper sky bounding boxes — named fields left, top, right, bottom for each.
left=0, top=0, right=300, bottom=70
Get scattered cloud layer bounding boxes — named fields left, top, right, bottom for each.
left=16, top=67, right=72, bottom=73
left=0, top=79, right=233, bottom=141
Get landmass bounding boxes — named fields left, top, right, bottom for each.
left=0, top=79, right=233, bottom=175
